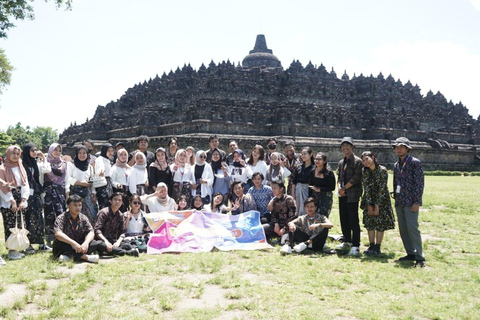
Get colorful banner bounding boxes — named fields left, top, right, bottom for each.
left=144, top=210, right=272, bottom=254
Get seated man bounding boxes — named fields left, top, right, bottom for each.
left=263, top=181, right=297, bottom=244
left=283, top=197, right=333, bottom=255
left=95, top=192, right=139, bottom=257
left=230, top=181, right=257, bottom=215
left=53, top=195, right=100, bottom=263
left=247, top=172, right=273, bottom=223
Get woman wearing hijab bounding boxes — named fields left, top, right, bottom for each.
left=170, top=149, right=194, bottom=205
left=211, top=149, right=229, bottom=199
left=191, top=150, right=214, bottom=204
left=93, top=143, right=114, bottom=210
left=266, top=152, right=291, bottom=187
left=44, top=143, right=68, bottom=248
left=68, top=145, right=96, bottom=222
left=148, top=147, right=172, bottom=196
left=140, top=182, right=176, bottom=212
left=22, top=143, right=52, bottom=254
left=0, top=145, right=30, bottom=261
left=128, top=152, right=149, bottom=197
left=111, top=148, right=131, bottom=212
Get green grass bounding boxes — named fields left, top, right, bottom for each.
left=0, top=175, right=479, bottom=319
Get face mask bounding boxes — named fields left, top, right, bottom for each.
left=268, top=144, right=276, bottom=150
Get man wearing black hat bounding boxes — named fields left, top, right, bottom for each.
left=392, top=137, right=425, bottom=267
left=336, top=137, right=363, bottom=255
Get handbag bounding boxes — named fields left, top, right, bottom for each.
left=6, top=210, right=30, bottom=251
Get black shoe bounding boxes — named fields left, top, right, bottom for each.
left=398, top=254, right=416, bottom=261
left=25, top=245, right=36, bottom=255
left=127, top=248, right=139, bottom=257
left=373, top=244, right=381, bottom=255
left=415, top=260, right=426, bottom=268
left=364, top=243, right=374, bottom=255
left=38, top=244, right=53, bottom=252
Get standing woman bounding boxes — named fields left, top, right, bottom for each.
left=211, top=149, right=229, bottom=200
left=360, top=151, right=395, bottom=255
left=246, top=145, right=268, bottom=186
left=68, top=145, right=96, bottom=222
left=227, top=149, right=252, bottom=191
left=0, top=146, right=30, bottom=261
left=128, top=152, right=149, bottom=197
left=291, top=147, right=315, bottom=216
left=93, top=143, right=114, bottom=210
left=191, top=150, right=214, bottom=204
left=170, top=149, right=194, bottom=204
left=22, top=143, right=51, bottom=253
left=148, top=147, right=172, bottom=195
left=266, top=152, right=291, bottom=187
left=309, top=152, right=336, bottom=217
left=166, top=137, right=179, bottom=165
left=44, top=143, right=68, bottom=248
left=110, top=148, right=131, bottom=213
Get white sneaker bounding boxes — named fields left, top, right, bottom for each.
left=293, top=242, right=307, bottom=253
left=335, top=242, right=351, bottom=251
left=280, top=233, right=289, bottom=245
left=86, top=254, right=99, bottom=264
left=280, top=244, right=292, bottom=255
left=348, top=246, right=361, bottom=256
left=0, top=256, right=6, bottom=266
left=8, top=250, right=23, bottom=260
left=58, top=255, right=70, bottom=262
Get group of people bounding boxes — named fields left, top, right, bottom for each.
left=0, top=134, right=425, bottom=267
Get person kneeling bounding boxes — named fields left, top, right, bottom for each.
left=53, top=195, right=100, bottom=263
left=282, top=197, right=333, bottom=255
left=94, top=192, right=139, bottom=257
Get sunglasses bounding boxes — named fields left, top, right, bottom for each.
left=132, top=201, right=141, bottom=205
left=199, top=155, right=206, bottom=159
left=314, top=158, right=323, bottom=161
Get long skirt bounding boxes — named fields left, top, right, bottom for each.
left=171, top=181, right=192, bottom=205
left=44, top=183, right=66, bottom=242
left=25, top=194, right=45, bottom=244
left=96, top=177, right=113, bottom=210
left=82, top=190, right=97, bottom=223
left=311, top=191, right=333, bottom=218
left=1, top=187, right=26, bottom=242
left=295, top=183, right=310, bottom=216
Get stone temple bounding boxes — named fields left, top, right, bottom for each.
left=60, top=35, right=480, bottom=170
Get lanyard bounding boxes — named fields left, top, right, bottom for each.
left=398, top=155, right=412, bottom=179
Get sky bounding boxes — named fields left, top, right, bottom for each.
left=1, top=0, right=479, bottom=134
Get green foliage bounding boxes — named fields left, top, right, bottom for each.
left=3, top=122, right=58, bottom=152
left=424, top=170, right=480, bottom=176
left=0, top=0, right=72, bottom=39
left=0, top=48, right=13, bottom=94
left=0, top=130, right=14, bottom=155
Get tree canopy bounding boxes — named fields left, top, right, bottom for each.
left=1, top=122, right=59, bottom=155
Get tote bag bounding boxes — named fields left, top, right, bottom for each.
left=6, top=210, right=30, bottom=251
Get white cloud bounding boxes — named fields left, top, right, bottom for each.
left=467, top=0, right=480, bottom=11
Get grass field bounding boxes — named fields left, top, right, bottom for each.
left=0, top=175, right=479, bottom=320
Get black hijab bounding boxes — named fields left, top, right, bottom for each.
left=74, top=145, right=90, bottom=172
left=210, top=148, right=222, bottom=171
left=22, top=143, right=41, bottom=187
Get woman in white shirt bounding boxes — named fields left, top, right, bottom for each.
left=93, top=143, right=114, bottom=209
left=246, top=145, right=268, bottom=189
left=170, top=149, right=194, bottom=204
left=191, top=150, right=214, bottom=204
left=67, top=146, right=96, bottom=222
left=128, top=152, right=149, bottom=197
left=0, top=145, right=31, bottom=261
left=140, top=182, right=176, bottom=213
left=111, top=148, right=131, bottom=212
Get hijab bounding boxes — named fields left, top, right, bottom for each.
left=22, top=143, right=41, bottom=188
left=175, top=149, right=187, bottom=168
left=114, top=148, right=129, bottom=169
left=231, top=149, right=246, bottom=168
left=100, top=143, right=113, bottom=159
left=210, top=149, right=222, bottom=172
left=156, top=182, right=171, bottom=206
left=268, top=152, right=282, bottom=182
left=0, top=146, right=28, bottom=194
left=150, top=147, right=167, bottom=170
left=134, top=152, right=147, bottom=171
left=195, top=150, right=206, bottom=166
left=46, top=143, right=67, bottom=185
left=74, top=145, right=90, bottom=172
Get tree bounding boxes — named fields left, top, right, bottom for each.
left=0, top=48, right=13, bottom=94
left=0, top=0, right=72, bottom=39
left=0, top=130, right=14, bottom=155
left=5, top=122, right=58, bottom=151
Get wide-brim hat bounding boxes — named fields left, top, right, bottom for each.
left=392, top=137, right=412, bottom=149
left=340, top=137, right=354, bottom=147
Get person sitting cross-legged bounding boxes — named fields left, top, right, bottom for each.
left=94, top=192, right=139, bottom=257
left=283, top=197, right=333, bottom=255
left=53, top=195, right=100, bottom=263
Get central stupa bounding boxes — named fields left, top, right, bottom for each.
left=242, top=34, right=282, bottom=69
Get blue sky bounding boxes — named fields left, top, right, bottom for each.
left=1, top=0, right=479, bottom=133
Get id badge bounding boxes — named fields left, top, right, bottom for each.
left=396, top=185, right=401, bottom=193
